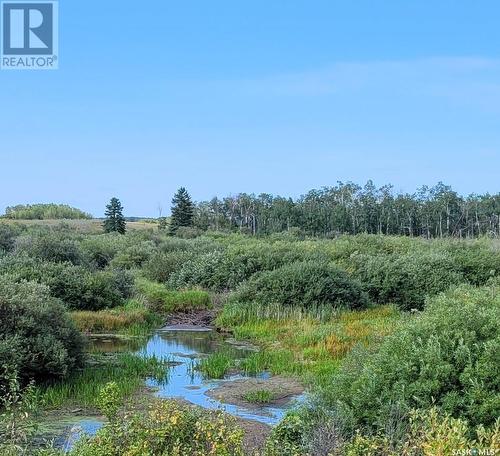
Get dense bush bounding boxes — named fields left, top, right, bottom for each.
left=143, top=250, right=193, bottom=283
left=80, top=234, right=131, bottom=268
left=235, top=261, right=370, bottom=310
left=110, top=241, right=156, bottom=269
left=0, top=255, right=133, bottom=310
left=319, top=284, right=500, bottom=431
left=272, top=407, right=500, bottom=456
left=14, top=233, right=84, bottom=265
left=0, top=224, right=24, bottom=252
left=69, top=392, right=243, bottom=456
left=447, top=243, right=500, bottom=286
left=167, top=250, right=228, bottom=290
left=158, top=237, right=194, bottom=252
left=348, top=252, right=463, bottom=310
left=0, top=276, right=84, bottom=390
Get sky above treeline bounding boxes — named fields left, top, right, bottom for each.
left=1, top=1, right=499, bottom=216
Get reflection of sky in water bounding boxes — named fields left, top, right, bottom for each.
left=58, top=330, right=304, bottom=451
left=140, top=331, right=303, bottom=425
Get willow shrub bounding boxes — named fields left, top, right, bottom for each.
left=0, top=276, right=84, bottom=390
left=235, top=260, right=370, bottom=310
left=319, top=283, right=500, bottom=431
left=0, top=255, right=133, bottom=311
left=70, top=389, right=244, bottom=456
left=348, top=251, right=463, bottom=310
left=14, top=232, right=84, bottom=265
left=143, top=250, right=193, bottom=283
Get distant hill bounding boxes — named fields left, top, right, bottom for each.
left=3, top=204, right=92, bottom=220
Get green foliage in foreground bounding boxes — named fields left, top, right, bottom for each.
left=265, top=408, right=500, bottom=456
left=319, top=283, right=500, bottom=431
left=3, top=204, right=92, bottom=220
left=69, top=385, right=243, bottom=456
left=0, top=277, right=84, bottom=392
left=235, top=260, right=370, bottom=310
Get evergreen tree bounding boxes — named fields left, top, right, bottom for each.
left=103, top=197, right=126, bottom=234
left=169, top=187, right=194, bottom=235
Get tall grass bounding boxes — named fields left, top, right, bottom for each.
left=136, top=277, right=212, bottom=311
left=217, top=304, right=400, bottom=388
left=217, top=301, right=340, bottom=328
left=36, top=353, right=169, bottom=409
left=196, top=352, right=234, bottom=379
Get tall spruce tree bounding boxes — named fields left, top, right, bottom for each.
left=169, top=187, right=194, bottom=235
left=103, top=197, right=126, bottom=234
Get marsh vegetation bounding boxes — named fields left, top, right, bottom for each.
left=0, top=212, right=499, bottom=455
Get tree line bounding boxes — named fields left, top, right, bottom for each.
left=3, top=204, right=92, bottom=220
left=193, top=181, right=500, bottom=238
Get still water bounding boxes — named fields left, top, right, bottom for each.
left=55, top=328, right=303, bottom=450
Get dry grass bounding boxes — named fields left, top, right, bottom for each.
left=71, top=308, right=153, bottom=333
left=224, top=305, right=402, bottom=387
left=0, top=218, right=155, bottom=233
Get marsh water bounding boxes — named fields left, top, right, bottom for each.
left=52, top=327, right=303, bottom=451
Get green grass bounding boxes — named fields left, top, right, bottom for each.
left=36, top=353, right=169, bottom=409
left=196, top=352, right=234, bottom=379
left=136, top=277, right=212, bottom=312
left=217, top=304, right=401, bottom=389
left=243, top=389, right=275, bottom=404
left=240, top=349, right=301, bottom=376
left=164, top=289, right=212, bottom=311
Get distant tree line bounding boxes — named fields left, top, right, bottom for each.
left=194, top=181, right=500, bottom=238
left=3, top=204, right=92, bottom=220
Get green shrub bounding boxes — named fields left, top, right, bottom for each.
left=69, top=399, right=244, bottom=456
left=0, top=224, right=23, bottom=253
left=80, top=234, right=130, bottom=268
left=143, top=250, right=192, bottom=283
left=319, top=284, right=500, bottom=431
left=0, top=276, right=84, bottom=390
left=265, top=413, right=306, bottom=456
left=235, top=261, right=370, bottom=310
left=158, top=237, right=193, bottom=252
left=334, top=408, right=500, bottom=456
left=110, top=241, right=156, bottom=269
left=167, top=250, right=227, bottom=290
left=349, top=252, right=463, bottom=310
left=0, top=255, right=133, bottom=310
left=14, top=233, right=84, bottom=265
left=448, top=244, right=500, bottom=286
left=174, top=226, right=203, bottom=239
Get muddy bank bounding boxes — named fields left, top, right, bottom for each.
left=164, top=308, right=217, bottom=327
left=207, top=375, right=304, bottom=409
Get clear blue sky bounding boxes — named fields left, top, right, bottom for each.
left=1, top=0, right=499, bottom=216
